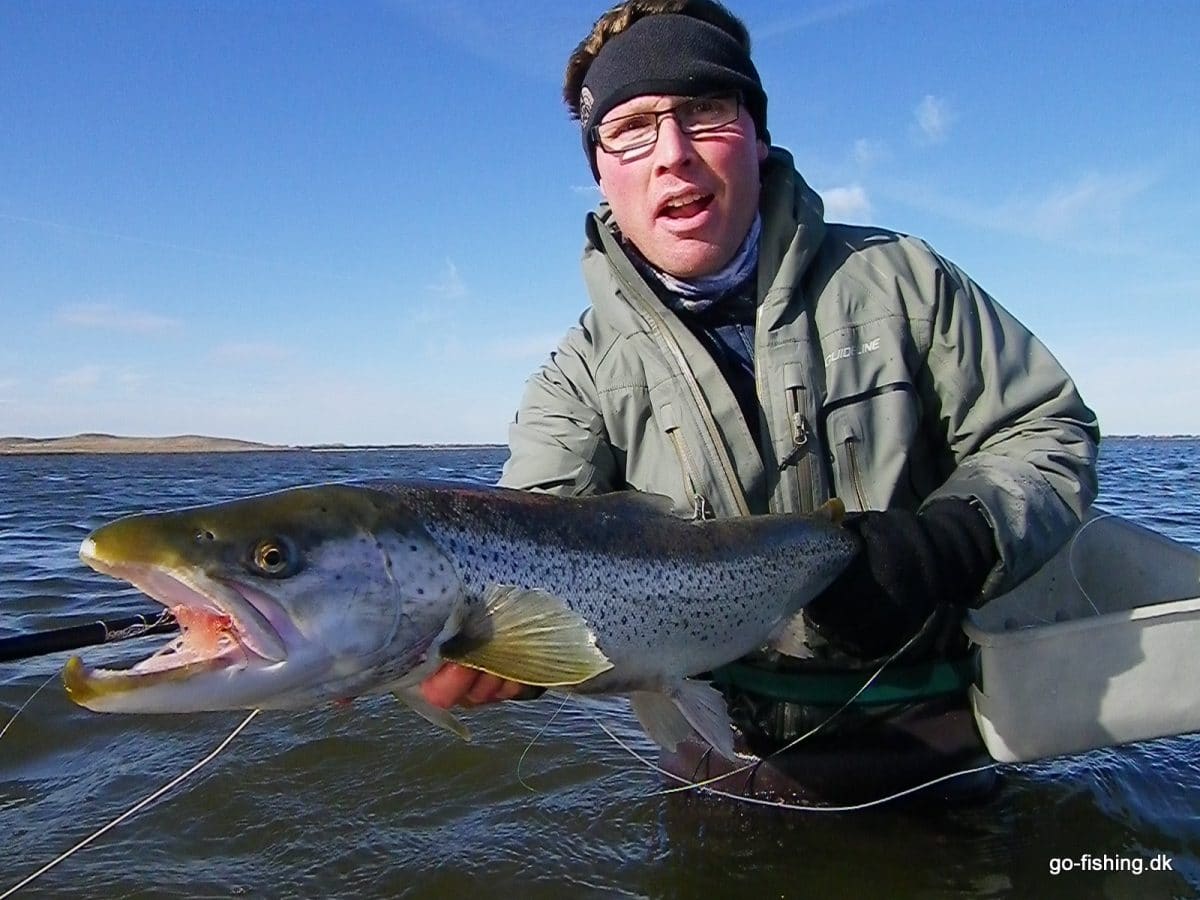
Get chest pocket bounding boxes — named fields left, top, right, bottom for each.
left=821, top=384, right=926, bottom=511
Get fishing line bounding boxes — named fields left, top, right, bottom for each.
left=585, top=706, right=997, bottom=813
left=653, top=623, right=928, bottom=797
left=1068, top=512, right=1112, bottom=617
left=0, top=673, right=58, bottom=743
left=516, top=694, right=572, bottom=793
left=1, top=709, right=260, bottom=899
left=642, top=511, right=1103, bottom=809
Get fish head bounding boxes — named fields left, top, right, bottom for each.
left=65, top=484, right=462, bottom=713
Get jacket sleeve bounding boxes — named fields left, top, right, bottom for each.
left=915, top=246, right=1100, bottom=596
left=499, top=314, right=619, bottom=497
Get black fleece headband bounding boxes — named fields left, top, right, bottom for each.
left=579, top=14, right=768, bottom=181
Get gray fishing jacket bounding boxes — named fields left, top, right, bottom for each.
left=501, top=148, right=1099, bottom=609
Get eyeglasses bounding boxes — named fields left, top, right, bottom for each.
left=591, top=93, right=742, bottom=154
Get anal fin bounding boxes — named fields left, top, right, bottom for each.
left=393, top=685, right=471, bottom=741
left=630, top=680, right=736, bottom=760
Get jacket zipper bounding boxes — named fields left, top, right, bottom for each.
left=777, top=385, right=814, bottom=511
left=667, top=425, right=712, bottom=519
left=844, top=435, right=869, bottom=510
left=595, top=224, right=751, bottom=517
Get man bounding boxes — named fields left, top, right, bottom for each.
left=423, top=0, right=1099, bottom=801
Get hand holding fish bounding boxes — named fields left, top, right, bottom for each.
left=421, top=662, right=532, bottom=708
left=805, top=500, right=997, bottom=657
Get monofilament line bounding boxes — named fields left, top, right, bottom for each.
left=586, top=709, right=997, bottom=812
left=0, top=673, right=58, bottom=742
left=654, top=623, right=927, bottom=797
left=1, top=709, right=260, bottom=899
left=517, top=694, right=572, bottom=793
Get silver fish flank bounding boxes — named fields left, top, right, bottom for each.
left=64, top=480, right=858, bottom=758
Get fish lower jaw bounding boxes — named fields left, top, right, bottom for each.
left=63, top=654, right=240, bottom=712
left=62, top=648, right=340, bottom=713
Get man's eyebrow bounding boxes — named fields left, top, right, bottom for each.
left=608, top=96, right=690, bottom=118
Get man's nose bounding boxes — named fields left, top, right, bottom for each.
left=653, top=116, right=694, bottom=170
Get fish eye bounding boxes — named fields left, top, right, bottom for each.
left=249, top=537, right=299, bottom=577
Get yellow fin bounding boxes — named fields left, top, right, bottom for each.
left=440, top=584, right=613, bottom=687
left=814, top=497, right=846, bottom=524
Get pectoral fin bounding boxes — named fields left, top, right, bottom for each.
left=439, top=584, right=613, bottom=687
left=392, top=685, right=471, bottom=741
left=630, top=680, right=737, bottom=760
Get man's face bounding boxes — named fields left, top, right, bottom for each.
left=594, top=94, right=767, bottom=279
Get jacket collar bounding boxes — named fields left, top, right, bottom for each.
left=756, top=147, right=827, bottom=331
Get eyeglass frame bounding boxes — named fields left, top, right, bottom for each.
left=589, top=92, right=744, bottom=155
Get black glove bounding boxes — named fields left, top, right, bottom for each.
left=804, top=498, right=998, bottom=658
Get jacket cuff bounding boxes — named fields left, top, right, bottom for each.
left=922, top=453, right=1087, bottom=598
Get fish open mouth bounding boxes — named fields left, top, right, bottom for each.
left=64, top=555, right=289, bottom=707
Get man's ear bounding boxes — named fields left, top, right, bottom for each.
left=757, top=140, right=769, bottom=163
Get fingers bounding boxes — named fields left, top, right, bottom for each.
left=420, top=662, right=479, bottom=708
left=465, top=672, right=510, bottom=705
left=419, top=663, right=533, bottom=709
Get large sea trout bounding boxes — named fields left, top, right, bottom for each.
left=63, top=481, right=857, bottom=758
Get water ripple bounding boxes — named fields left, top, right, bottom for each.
left=0, top=442, right=1198, bottom=897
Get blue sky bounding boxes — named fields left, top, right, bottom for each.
left=2, top=0, right=1197, bottom=444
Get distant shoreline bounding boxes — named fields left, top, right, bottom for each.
left=0, top=432, right=1193, bottom=456
left=0, top=434, right=505, bottom=455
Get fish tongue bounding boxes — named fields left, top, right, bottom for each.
left=172, top=605, right=233, bottom=656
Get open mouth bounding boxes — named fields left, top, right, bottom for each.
left=64, top=558, right=288, bottom=706
left=657, top=191, right=714, bottom=220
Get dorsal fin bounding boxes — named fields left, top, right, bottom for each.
left=576, top=490, right=679, bottom=517
left=813, top=497, right=846, bottom=524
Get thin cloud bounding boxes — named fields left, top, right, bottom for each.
left=55, top=302, right=181, bottom=334
left=877, top=167, right=1158, bottom=250
left=756, top=0, right=883, bottom=40
left=485, top=333, right=564, bottom=361
left=913, top=95, right=953, bottom=145
left=422, top=334, right=469, bottom=362
left=53, top=365, right=104, bottom=390
left=853, top=138, right=889, bottom=167
left=117, top=370, right=147, bottom=390
left=210, top=341, right=294, bottom=363
left=427, top=259, right=467, bottom=300
left=383, top=1, right=581, bottom=83
left=0, top=212, right=354, bottom=282
left=1018, top=171, right=1155, bottom=242
left=821, top=184, right=873, bottom=223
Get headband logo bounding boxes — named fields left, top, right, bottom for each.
left=579, top=87, right=594, bottom=129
